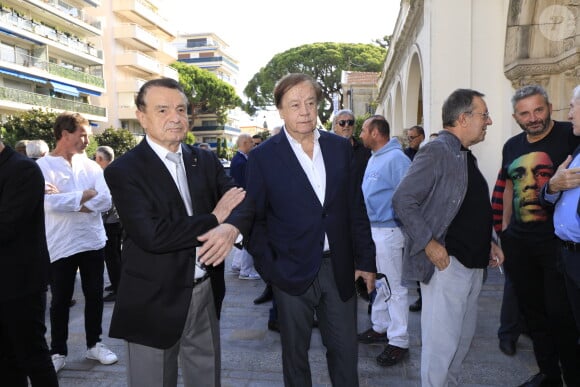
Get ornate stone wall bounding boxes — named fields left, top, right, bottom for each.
left=505, top=0, right=580, bottom=119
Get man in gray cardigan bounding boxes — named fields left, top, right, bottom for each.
left=393, top=88, right=503, bottom=387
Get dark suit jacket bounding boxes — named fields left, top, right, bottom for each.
left=104, top=139, right=252, bottom=349
left=230, top=150, right=248, bottom=188
left=245, top=130, right=375, bottom=301
left=0, top=145, right=50, bottom=302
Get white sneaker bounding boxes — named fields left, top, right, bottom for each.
left=86, top=343, right=118, bottom=365
left=239, top=272, right=261, bottom=280
left=51, top=354, right=66, bottom=373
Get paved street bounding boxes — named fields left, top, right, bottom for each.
left=48, top=251, right=539, bottom=386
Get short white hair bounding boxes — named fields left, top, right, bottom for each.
left=26, top=140, right=49, bottom=159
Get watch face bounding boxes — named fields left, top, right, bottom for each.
left=538, top=4, right=575, bottom=42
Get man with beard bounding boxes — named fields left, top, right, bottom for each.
left=500, top=85, right=580, bottom=387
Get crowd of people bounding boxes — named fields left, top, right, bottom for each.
left=2, top=74, right=580, bottom=387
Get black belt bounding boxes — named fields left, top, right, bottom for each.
left=323, top=250, right=331, bottom=258
left=560, top=239, right=580, bottom=252
left=193, top=273, right=210, bottom=286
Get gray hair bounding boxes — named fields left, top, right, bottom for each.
left=96, top=145, right=114, bottom=162
left=332, top=109, right=354, bottom=130
left=236, top=133, right=252, bottom=146
left=573, top=85, right=580, bottom=101
left=442, top=89, right=485, bottom=128
left=511, top=84, right=550, bottom=111
left=26, top=140, right=49, bottom=159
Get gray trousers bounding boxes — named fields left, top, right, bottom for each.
left=126, top=279, right=220, bottom=387
left=420, top=256, right=483, bottom=387
left=273, top=255, right=358, bottom=387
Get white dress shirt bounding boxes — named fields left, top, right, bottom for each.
left=37, top=153, right=111, bottom=262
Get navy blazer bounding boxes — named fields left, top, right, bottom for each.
left=245, top=130, right=375, bottom=301
left=0, top=145, right=50, bottom=302
left=230, top=150, right=248, bottom=188
left=104, top=139, right=253, bottom=349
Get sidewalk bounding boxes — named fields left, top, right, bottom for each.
left=49, top=251, right=538, bottom=386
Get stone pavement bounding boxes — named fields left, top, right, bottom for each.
left=49, top=251, right=539, bottom=386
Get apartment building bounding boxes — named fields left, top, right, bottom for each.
left=0, top=0, right=178, bottom=135
left=96, top=0, right=178, bottom=133
left=173, top=32, right=242, bottom=149
left=0, top=0, right=106, bottom=126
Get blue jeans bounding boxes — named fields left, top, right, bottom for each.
left=50, top=249, right=105, bottom=355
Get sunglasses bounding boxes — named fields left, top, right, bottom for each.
left=337, top=119, right=355, bottom=127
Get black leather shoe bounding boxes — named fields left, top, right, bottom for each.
left=253, top=285, right=273, bottom=305
left=499, top=339, right=516, bottom=356
left=267, top=320, right=279, bottom=332
left=409, top=297, right=422, bottom=312
left=517, top=373, right=562, bottom=387
left=103, top=292, right=117, bottom=302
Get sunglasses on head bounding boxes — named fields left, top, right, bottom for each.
left=337, top=119, right=355, bottom=127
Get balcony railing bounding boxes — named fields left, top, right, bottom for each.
left=40, top=0, right=102, bottom=30
left=0, top=52, right=104, bottom=88
left=0, top=9, right=102, bottom=60
left=0, top=86, right=106, bottom=117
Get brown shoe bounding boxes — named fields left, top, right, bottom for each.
left=376, top=344, right=408, bottom=366
left=357, top=328, right=387, bottom=344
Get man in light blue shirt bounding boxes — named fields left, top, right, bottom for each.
left=357, top=115, right=411, bottom=367
left=540, top=84, right=580, bottom=334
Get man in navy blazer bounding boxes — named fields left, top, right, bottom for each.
left=104, top=78, right=252, bottom=387
left=245, top=73, right=376, bottom=387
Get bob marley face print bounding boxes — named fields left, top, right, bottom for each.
left=507, top=151, right=554, bottom=223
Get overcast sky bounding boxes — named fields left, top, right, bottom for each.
left=165, top=1, right=400, bottom=126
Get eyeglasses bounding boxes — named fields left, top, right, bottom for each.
left=408, top=135, right=421, bottom=141
left=337, top=119, right=354, bottom=127
left=467, top=111, right=491, bottom=120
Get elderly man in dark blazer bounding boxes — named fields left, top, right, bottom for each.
left=0, top=139, right=58, bottom=386
left=245, top=73, right=376, bottom=387
left=104, top=78, right=252, bottom=387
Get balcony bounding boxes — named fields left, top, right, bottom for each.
left=0, top=9, right=103, bottom=63
left=0, top=52, right=105, bottom=88
left=117, top=51, right=160, bottom=75
left=161, top=65, right=178, bottom=80
left=113, top=0, right=176, bottom=39
left=115, top=23, right=159, bottom=51
left=149, top=40, right=177, bottom=63
left=23, top=0, right=102, bottom=35
left=116, top=78, right=147, bottom=93
left=0, top=86, right=106, bottom=117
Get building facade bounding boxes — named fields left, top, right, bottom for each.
left=0, top=0, right=106, bottom=125
left=376, top=0, right=579, bottom=188
left=173, top=32, right=241, bottom=150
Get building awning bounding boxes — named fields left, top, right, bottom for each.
left=0, top=68, right=46, bottom=83
left=77, top=86, right=101, bottom=96
left=50, top=81, right=79, bottom=97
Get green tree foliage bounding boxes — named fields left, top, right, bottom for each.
left=171, top=62, right=242, bottom=126
left=0, top=109, right=59, bottom=149
left=93, top=127, right=138, bottom=157
left=243, top=42, right=386, bottom=124
left=184, top=131, right=196, bottom=145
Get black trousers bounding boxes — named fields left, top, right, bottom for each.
left=502, top=234, right=579, bottom=385
left=50, top=249, right=105, bottom=355
left=104, top=222, right=122, bottom=292
left=273, top=256, right=358, bottom=387
left=560, top=247, right=580, bottom=334
left=0, top=291, right=58, bottom=386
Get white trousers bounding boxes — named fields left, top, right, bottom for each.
left=370, top=226, right=409, bottom=348
left=237, top=248, right=258, bottom=276
left=420, top=256, right=483, bottom=387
